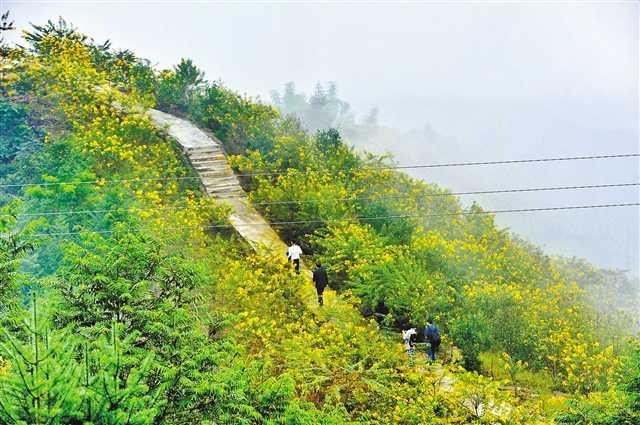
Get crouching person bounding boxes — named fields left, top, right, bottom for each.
left=402, top=328, right=418, bottom=358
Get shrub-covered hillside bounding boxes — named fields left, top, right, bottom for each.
left=0, top=17, right=638, bottom=424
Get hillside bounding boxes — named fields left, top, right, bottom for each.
left=0, top=18, right=638, bottom=424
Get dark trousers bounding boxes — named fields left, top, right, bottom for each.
left=293, top=258, right=300, bottom=274
left=316, top=287, right=325, bottom=305
left=427, top=343, right=437, bottom=361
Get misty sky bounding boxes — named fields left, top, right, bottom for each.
left=5, top=1, right=639, bottom=274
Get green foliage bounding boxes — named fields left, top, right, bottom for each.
left=310, top=222, right=389, bottom=292
left=316, top=128, right=343, bottom=153
left=359, top=201, right=415, bottom=245
left=54, top=229, right=199, bottom=333
left=449, top=313, right=492, bottom=371
left=0, top=100, right=39, bottom=177
left=23, top=17, right=89, bottom=55
left=555, top=344, right=639, bottom=424
left=7, top=137, right=132, bottom=276
left=192, top=83, right=277, bottom=154
left=556, top=368, right=640, bottom=425
left=50, top=228, right=277, bottom=423
left=0, top=294, right=83, bottom=423
left=155, top=61, right=277, bottom=154
left=623, top=344, right=640, bottom=416
left=155, top=58, right=205, bottom=112
left=83, top=321, right=164, bottom=424
left=555, top=256, right=639, bottom=334
left=0, top=202, right=38, bottom=310
left=92, top=44, right=156, bottom=99
left=0, top=295, right=165, bottom=424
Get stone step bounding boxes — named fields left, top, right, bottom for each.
left=208, top=187, right=239, bottom=191
left=203, top=180, right=242, bottom=190
left=193, top=157, right=227, bottom=165
left=187, top=146, right=223, bottom=156
left=193, top=163, right=227, bottom=171
left=213, top=193, right=246, bottom=199
left=194, top=161, right=229, bottom=170
left=193, top=153, right=223, bottom=159
left=202, top=173, right=238, bottom=181
left=205, top=186, right=244, bottom=195
left=197, top=170, right=230, bottom=178
left=202, top=177, right=239, bottom=187
left=201, top=175, right=236, bottom=182
left=196, top=168, right=230, bottom=176
left=207, top=190, right=244, bottom=198
left=199, top=170, right=235, bottom=178
left=190, top=154, right=226, bottom=163
left=187, top=151, right=220, bottom=159
left=194, top=162, right=228, bottom=169
left=189, top=146, right=221, bottom=152
left=188, top=146, right=222, bottom=154
left=186, top=145, right=221, bottom=153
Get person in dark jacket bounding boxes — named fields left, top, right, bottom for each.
left=312, top=262, right=328, bottom=306
left=424, top=319, right=441, bottom=361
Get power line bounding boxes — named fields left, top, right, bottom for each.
left=1, top=153, right=637, bottom=189
left=253, top=182, right=640, bottom=206
left=0, top=175, right=200, bottom=189
left=239, top=153, right=640, bottom=178
left=19, top=202, right=640, bottom=238
left=10, top=204, right=186, bottom=218
left=7, top=182, right=639, bottom=218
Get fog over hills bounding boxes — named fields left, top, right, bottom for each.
left=344, top=97, right=639, bottom=275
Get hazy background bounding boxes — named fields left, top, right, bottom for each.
left=5, top=1, right=639, bottom=274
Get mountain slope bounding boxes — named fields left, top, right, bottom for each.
left=0, top=17, right=637, bottom=424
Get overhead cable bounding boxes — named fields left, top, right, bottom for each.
left=18, top=202, right=640, bottom=238
left=1, top=153, right=637, bottom=189
left=6, top=182, right=639, bottom=218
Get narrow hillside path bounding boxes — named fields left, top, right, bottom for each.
left=147, top=109, right=355, bottom=320
left=146, top=109, right=513, bottom=419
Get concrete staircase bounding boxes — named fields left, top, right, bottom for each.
left=146, top=109, right=244, bottom=199
left=185, top=145, right=245, bottom=199
left=146, top=108, right=286, bottom=254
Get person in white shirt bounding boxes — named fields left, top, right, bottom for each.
left=402, top=328, right=417, bottom=357
left=286, top=241, right=303, bottom=274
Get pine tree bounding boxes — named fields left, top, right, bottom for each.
left=0, top=292, right=83, bottom=423
left=0, top=10, right=15, bottom=59
left=83, top=321, right=163, bottom=424
left=0, top=203, right=37, bottom=315
left=0, top=294, right=167, bottom=423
